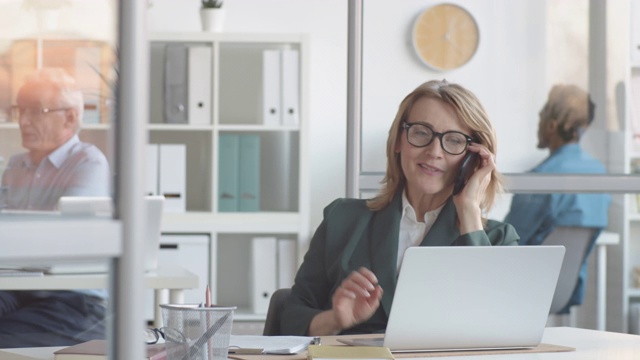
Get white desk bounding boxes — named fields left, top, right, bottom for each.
left=0, top=265, right=198, bottom=327
left=2, top=327, right=640, bottom=360
left=424, top=327, right=640, bottom=360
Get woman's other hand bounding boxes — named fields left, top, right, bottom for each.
left=308, top=267, right=383, bottom=336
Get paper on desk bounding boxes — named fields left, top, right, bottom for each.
left=228, top=335, right=314, bottom=354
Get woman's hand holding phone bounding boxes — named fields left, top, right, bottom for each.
left=453, top=143, right=497, bottom=234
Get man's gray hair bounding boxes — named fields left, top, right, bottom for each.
left=24, top=68, right=84, bottom=133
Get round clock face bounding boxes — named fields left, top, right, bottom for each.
left=412, top=4, right=480, bottom=71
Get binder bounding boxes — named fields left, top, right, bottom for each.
left=164, top=44, right=189, bottom=124
left=159, top=144, right=186, bottom=212
left=250, top=237, right=278, bottom=314
left=188, top=45, right=212, bottom=126
left=238, top=134, right=261, bottom=211
left=277, top=238, right=297, bottom=288
left=218, top=134, right=239, bottom=212
left=262, top=49, right=281, bottom=126
left=146, top=144, right=159, bottom=196
left=280, top=49, right=300, bottom=126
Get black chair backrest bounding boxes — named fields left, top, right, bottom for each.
left=263, top=288, right=292, bottom=335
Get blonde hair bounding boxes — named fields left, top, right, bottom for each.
left=367, top=79, right=503, bottom=214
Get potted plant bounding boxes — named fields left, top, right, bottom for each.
left=200, top=0, right=225, bottom=32
left=202, top=0, right=223, bottom=8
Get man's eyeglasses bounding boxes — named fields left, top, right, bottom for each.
left=402, top=122, right=474, bottom=155
left=10, top=106, right=70, bottom=121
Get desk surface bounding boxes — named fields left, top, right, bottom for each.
left=410, top=327, right=640, bottom=360
left=2, top=327, right=639, bottom=360
left=0, top=265, right=198, bottom=290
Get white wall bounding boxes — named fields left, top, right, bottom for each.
left=0, top=0, right=116, bottom=44
left=361, top=0, right=549, bottom=176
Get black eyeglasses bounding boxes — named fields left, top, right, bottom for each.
left=144, top=327, right=187, bottom=345
left=401, top=122, right=474, bottom=155
left=10, top=106, right=71, bottom=121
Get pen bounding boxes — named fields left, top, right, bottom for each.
left=205, top=285, right=213, bottom=357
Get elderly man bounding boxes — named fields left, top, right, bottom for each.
left=1, top=68, right=109, bottom=210
left=504, top=84, right=611, bottom=315
left=0, top=68, right=110, bottom=347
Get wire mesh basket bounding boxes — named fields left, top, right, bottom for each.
left=160, top=304, right=235, bottom=360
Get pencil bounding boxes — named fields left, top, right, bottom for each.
left=205, top=284, right=213, bottom=358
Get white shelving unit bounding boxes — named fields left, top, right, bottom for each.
left=147, top=32, right=310, bottom=325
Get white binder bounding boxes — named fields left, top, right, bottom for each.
left=250, top=236, right=278, bottom=314
left=280, top=49, right=299, bottom=126
left=277, top=238, right=297, bottom=288
left=146, top=144, right=159, bottom=196
left=262, top=49, right=281, bottom=126
left=159, top=144, right=186, bottom=212
left=188, top=46, right=212, bottom=126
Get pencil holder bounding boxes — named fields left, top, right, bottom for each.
left=160, top=304, right=235, bottom=360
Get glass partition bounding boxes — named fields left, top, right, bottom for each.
left=0, top=0, right=119, bottom=350
left=353, top=0, right=639, bottom=334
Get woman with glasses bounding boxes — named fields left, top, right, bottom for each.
left=281, top=80, right=519, bottom=336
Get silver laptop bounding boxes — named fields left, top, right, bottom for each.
left=340, top=246, right=565, bottom=352
left=39, top=195, right=164, bottom=274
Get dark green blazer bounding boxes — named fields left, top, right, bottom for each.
left=280, top=192, right=519, bottom=335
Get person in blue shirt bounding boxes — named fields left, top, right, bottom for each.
left=504, top=84, right=611, bottom=314
left=0, top=68, right=110, bottom=347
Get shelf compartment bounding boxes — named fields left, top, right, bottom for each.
left=216, top=130, right=299, bottom=213
left=216, top=233, right=297, bottom=313
left=149, top=41, right=214, bottom=126
left=218, top=42, right=301, bottom=127
left=150, top=130, right=213, bottom=212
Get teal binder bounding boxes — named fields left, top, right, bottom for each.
left=238, top=134, right=261, bottom=211
left=218, top=134, right=239, bottom=212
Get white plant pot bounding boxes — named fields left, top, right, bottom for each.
left=200, top=8, right=226, bottom=32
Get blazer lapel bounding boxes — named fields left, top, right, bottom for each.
left=369, top=194, right=403, bottom=318
left=420, top=199, right=460, bottom=246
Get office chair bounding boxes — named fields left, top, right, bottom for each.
left=541, top=226, right=596, bottom=325
left=263, top=288, right=292, bottom=335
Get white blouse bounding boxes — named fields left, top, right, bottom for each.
left=397, top=191, right=444, bottom=271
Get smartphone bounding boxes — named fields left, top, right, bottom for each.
left=452, top=152, right=479, bottom=195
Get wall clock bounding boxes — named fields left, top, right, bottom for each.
left=412, top=3, right=480, bottom=71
